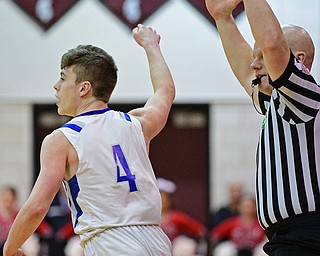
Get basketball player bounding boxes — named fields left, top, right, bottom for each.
left=3, top=24, right=175, bottom=256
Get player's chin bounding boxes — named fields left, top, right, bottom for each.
left=56, top=106, right=65, bottom=116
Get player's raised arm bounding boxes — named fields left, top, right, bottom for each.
left=129, top=24, right=175, bottom=149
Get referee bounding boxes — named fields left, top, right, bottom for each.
left=205, top=0, right=320, bottom=255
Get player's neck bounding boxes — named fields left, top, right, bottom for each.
left=76, top=99, right=108, bottom=116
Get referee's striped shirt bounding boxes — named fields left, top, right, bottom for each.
left=256, top=53, right=320, bottom=231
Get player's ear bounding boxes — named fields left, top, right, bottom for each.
left=79, top=81, right=92, bottom=96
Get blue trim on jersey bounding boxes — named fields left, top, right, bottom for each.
left=68, top=175, right=83, bottom=227
left=119, top=112, right=132, bottom=122
left=124, top=113, right=132, bottom=122
left=76, top=108, right=111, bottom=117
left=61, top=123, right=82, bottom=133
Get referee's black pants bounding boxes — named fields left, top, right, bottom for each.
left=263, top=223, right=320, bottom=256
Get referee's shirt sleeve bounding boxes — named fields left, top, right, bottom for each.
left=267, top=52, right=320, bottom=123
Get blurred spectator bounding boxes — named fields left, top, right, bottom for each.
left=0, top=185, right=39, bottom=256
left=209, top=182, right=244, bottom=230
left=157, top=177, right=207, bottom=256
left=36, top=186, right=82, bottom=256
left=210, top=195, right=267, bottom=256
left=0, top=186, right=19, bottom=256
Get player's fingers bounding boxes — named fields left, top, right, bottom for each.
left=13, top=249, right=26, bottom=256
left=132, top=23, right=142, bottom=34
left=132, top=27, right=138, bottom=34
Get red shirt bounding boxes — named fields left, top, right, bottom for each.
left=210, top=216, right=265, bottom=250
left=160, top=210, right=206, bottom=241
left=0, top=210, right=18, bottom=245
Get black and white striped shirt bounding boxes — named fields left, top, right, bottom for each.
left=256, top=53, right=320, bottom=230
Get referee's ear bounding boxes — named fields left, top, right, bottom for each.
left=295, top=51, right=306, bottom=64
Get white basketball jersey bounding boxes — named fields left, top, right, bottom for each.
left=57, top=108, right=162, bottom=243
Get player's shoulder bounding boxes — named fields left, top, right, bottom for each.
left=43, top=130, right=69, bottom=147
left=111, top=110, right=141, bottom=128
